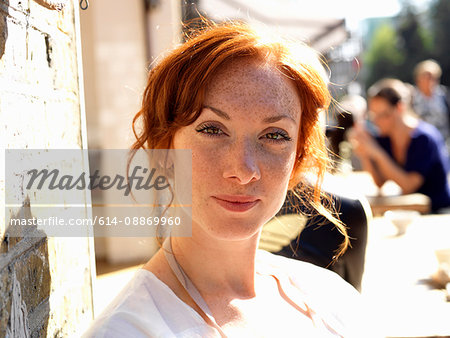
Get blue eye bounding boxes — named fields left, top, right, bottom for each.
left=195, top=124, right=224, bottom=137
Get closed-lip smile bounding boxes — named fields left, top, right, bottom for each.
left=212, top=195, right=260, bottom=212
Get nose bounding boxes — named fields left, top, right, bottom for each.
left=222, top=138, right=261, bottom=184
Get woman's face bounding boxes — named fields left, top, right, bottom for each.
left=368, top=96, right=397, bottom=136
left=172, top=58, right=302, bottom=241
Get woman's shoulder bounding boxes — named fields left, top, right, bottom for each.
left=82, top=269, right=215, bottom=337
left=82, top=270, right=170, bottom=337
left=411, top=121, right=446, bottom=150
left=414, top=120, right=444, bottom=140
left=256, top=250, right=380, bottom=337
left=256, top=249, right=358, bottom=297
left=256, top=249, right=345, bottom=279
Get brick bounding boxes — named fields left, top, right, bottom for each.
left=27, top=299, right=50, bottom=338
left=13, top=239, right=51, bottom=313
left=0, top=268, right=13, bottom=338
left=0, top=6, right=7, bottom=59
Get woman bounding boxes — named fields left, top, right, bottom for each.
left=350, top=78, right=450, bottom=212
left=85, top=22, right=368, bottom=337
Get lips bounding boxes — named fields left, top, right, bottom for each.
left=212, top=195, right=260, bottom=212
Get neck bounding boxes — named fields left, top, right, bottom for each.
left=418, top=83, right=436, bottom=97
left=423, top=89, right=432, bottom=97
left=170, top=228, right=261, bottom=298
left=389, top=114, right=417, bottom=143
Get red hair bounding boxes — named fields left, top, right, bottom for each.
left=130, top=21, right=348, bottom=254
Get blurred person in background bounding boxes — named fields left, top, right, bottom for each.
left=412, top=59, right=450, bottom=151
left=349, top=78, right=450, bottom=213
left=327, top=94, right=367, bottom=172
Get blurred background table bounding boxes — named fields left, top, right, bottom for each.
left=367, top=193, right=431, bottom=216
left=361, top=214, right=450, bottom=338
left=324, top=171, right=431, bottom=216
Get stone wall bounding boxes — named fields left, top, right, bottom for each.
left=0, top=0, right=94, bottom=336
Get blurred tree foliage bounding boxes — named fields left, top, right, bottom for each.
left=430, top=0, right=450, bottom=86
left=363, top=1, right=433, bottom=88
left=364, top=24, right=405, bottom=88
left=396, top=4, right=433, bottom=83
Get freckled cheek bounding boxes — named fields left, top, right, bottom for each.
left=263, top=152, right=296, bottom=181
left=190, top=147, right=224, bottom=181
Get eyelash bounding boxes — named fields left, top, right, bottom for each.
left=195, top=124, right=224, bottom=137
left=195, top=124, right=292, bottom=143
left=264, top=131, right=292, bottom=143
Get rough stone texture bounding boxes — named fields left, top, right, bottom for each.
left=0, top=0, right=94, bottom=336
left=13, top=239, right=51, bottom=314
left=0, top=268, right=13, bottom=333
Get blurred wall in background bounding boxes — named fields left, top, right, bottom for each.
left=80, top=0, right=182, bottom=264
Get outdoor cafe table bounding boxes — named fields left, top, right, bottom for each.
left=361, top=214, right=450, bottom=338
left=323, top=171, right=431, bottom=216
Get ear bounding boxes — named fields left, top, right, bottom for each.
left=396, top=102, right=406, bottom=115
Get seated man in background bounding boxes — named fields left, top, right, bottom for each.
left=349, top=78, right=450, bottom=213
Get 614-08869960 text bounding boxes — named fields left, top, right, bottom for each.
left=96, top=216, right=182, bottom=226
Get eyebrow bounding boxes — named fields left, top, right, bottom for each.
left=204, top=105, right=230, bottom=120
left=203, top=105, right=297, bottom=124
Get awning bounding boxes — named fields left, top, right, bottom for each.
left=198, top=0, right=348, bottom=53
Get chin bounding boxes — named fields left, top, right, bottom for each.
left=190, top=196, right=285, bottom=242
left=193, top=212, right=270, bottom=242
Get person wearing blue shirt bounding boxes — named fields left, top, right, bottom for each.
left=350, top=78, right=450, bottom=212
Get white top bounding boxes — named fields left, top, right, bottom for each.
left=83, top=251, right=373, bottom=338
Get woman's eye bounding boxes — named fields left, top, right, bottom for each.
left=263, top=131, right=292, bottom=142
left=195, top=124, right=224, bottom=136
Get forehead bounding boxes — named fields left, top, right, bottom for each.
left=369, top=96, right=391, bottom=111
left=204, top=58, right=301, bottom=120
left=418, top=71, right=434, bottom=79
